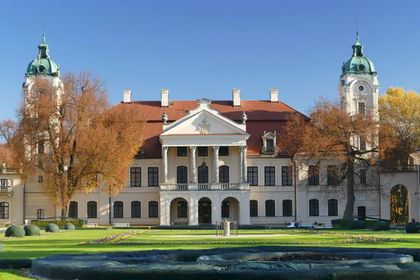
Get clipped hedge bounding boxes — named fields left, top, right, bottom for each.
left=406, top=222, right=420, bottom=233
left=31, top=219, right=84, bottom=229
left=350, top=220, right=365, bottom=229
left=373, top=221, right=390, bottom=231
left=45, top=223, right=60, bottom=233
left=24, top=224, right=41, bottom=236
left=5, top=225, right=25, bottom=238
left=64, top=222, right=75, bottom=231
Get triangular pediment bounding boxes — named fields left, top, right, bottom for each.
left=162, top=110, right=247, bottom=136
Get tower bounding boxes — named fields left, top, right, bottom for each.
left=338, top=33, right=379, bottom=120
left=23, top=34, right=63, bottom=109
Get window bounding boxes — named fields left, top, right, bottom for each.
left=176, top=166, right=188, bottom=184
left=328, top=199, right=338, bottom=216
left=282, top=200, right=293, bottom=217
left=359, top=137, right=366, bottom=151
left=247, top=167, right=258, bottom=186
left=177, top=200, right=188, bottom=218
left=131, top=201, right=141, bottom=218
left=309, top=199, right=319, bottom=216
left=219, top=165, right=229, bottom=183
left=0, top=202, right=9, bottom=219
left=360, top=169, right=367, bottom=185
left=38, top=175, right=43, bottom=183
left=265, top=200, right=275, bottom=217
left=198, top=164, right=209, bottom=183
left=38, top=140, right=45, bottom=154
left=113, top=201, right=123, bottom=218
left=266, top=139, right=274, bottom=153
left=87, top=201, right=97, bottom=218
left=0, top=179, right=8, bottom=186
left=218, top=146, right=229, bottom=156
left=198, top=147, right=208, bottom=157
left=177, top=147, right=187, bottom=157
left=222, top=200, right=230, bottom=218
left=308, top=165, right=319, bottom=186
left=148, top=167, right=159, bottom=187
left=37, top=209, right=44, bottom=219
left=149, top=201, right=159, bottom=218
left=281, top=166, right=293, bottom=186
left=250, top=200, right=258, bottom=217
left=68, top=201, right=78, bottom=219
left=130, top=167, right=141, bottom=187
left=327, top=165, right=339, bottom=186
left=357, top=206, right=366, bottom=221
left=264, top=166, right=275, bottom=186
left=358, top=102, right=366, bottom=115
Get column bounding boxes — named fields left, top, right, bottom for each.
left=243, top=146, right=248, bottom=182
left=188, top=196, right=198, bottom=226
left=212, top=196, right=222, bottom=225
left=239, top=146, right=246, bottom=183
left=160, top=196, right=170, bottom=226
left=239, top=193, right=251, bottom=225
left=162, top=146, right=168, bottom=183
left=213, top=146, right=219, bottom=183
left=190, top=146, right=197, bottom=183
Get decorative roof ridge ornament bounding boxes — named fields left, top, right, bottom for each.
left=161, top=111, right=168, bottom=124
left=241, top=111, right=247, bottom=124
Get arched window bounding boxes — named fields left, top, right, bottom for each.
left=177, top=166, right=188, bottom=184
left=37, top=209, right=45, bottom=219
left=149, top=201, right=159, bottom=218
left=265, top=200, right=275, bottom=217
left=113, top=201, right=124, bottom=218
left=0, top=202, right=9, bottom=219
left=131, top=201, right=141, bottom=218
left=309, top=199, right=319, bottom=216
left=87, top=201, right=97, bottom=218
left=250, top=200, right=258, bottom=217
left=219, top=165, right=229, bottom=183
left=328, top=199, right=338, bottom=216
left=282, top=200, right=292, bottom=217
left=68, top=201, right=78, bottom=219
left=198, top=164, right=209, bottom=184
left=177, top=200, right=188, bottom=218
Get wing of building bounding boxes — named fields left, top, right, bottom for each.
left=1, top=34, right=419, bottom=227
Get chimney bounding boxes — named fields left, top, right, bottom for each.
left=232, top=88, right=241, bottom=107
left=269, top=88, right=279, bottom=102
left=123, top=89, right=132, bottom=103
left=161, top=88, right=169, bottom=107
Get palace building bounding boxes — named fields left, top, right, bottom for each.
left=0, top=35, right=419, bottom=227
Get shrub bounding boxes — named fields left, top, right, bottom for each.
left=5, top=225, right=25, bottom=238
left=350, top=220, right=365, bottom=229
left=24, top=224, right=41, bottom=236
left=31, top=219, right=84, bottom=229
left=45, top=223, right=60, bottom=233
left=373, top=221, right=390, bottom=231
left=406, top=222, right=420, bottom=233
left=64, top=222, right=75, bottom=231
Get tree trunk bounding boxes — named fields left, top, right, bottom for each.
left=108, top=195, right=112, bottom=225
left=342, top=161, right=355, bottom=221
left=61, top=205, right=68, bottom=221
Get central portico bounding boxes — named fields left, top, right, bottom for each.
left=159, top=99, right=251, bottom=226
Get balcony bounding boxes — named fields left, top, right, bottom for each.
left=0, top=185, right=12, bottom=193
left=161, top=183, right=249, bottom=191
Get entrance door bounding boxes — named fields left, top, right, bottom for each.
left=198, top=198, right=212, bottom=224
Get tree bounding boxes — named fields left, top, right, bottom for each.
left=379, top=88, right=420, bottom=167
left=0, top=120, right=18, bottom=167
left=286, top=100, right=393, bottom=221
left=12, top=73, right=144, bottom=219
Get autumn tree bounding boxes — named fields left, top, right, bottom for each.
left=0, top=120, right=18, bottom=167
left=12, top=73, right=143, bottom=219
left=286, top=100, right=393, bottom=221
left=379, top=88, right=420, bottom=167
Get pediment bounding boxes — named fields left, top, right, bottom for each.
left=161, top=110, right=247, bottom=136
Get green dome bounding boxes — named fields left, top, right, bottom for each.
left=26, top=34, right=60, bottom=77
left=341, top=34, right=375, bottom=77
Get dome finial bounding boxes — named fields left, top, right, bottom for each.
left=42, top=33, right=46, bottom=44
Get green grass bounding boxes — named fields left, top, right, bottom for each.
left=0, top=228, right=419, bottom=260
left=0, top=269, right=31, bottom=280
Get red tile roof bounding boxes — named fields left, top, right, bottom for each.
left=115, top=100, right=307, bottom=158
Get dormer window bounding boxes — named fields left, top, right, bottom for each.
left=261, top=131, right=277, bottom=155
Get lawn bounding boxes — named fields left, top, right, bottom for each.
left=0, top=227, right=419, bottom=279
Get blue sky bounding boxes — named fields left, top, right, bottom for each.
left=0, top=0, right=419, bottom=119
